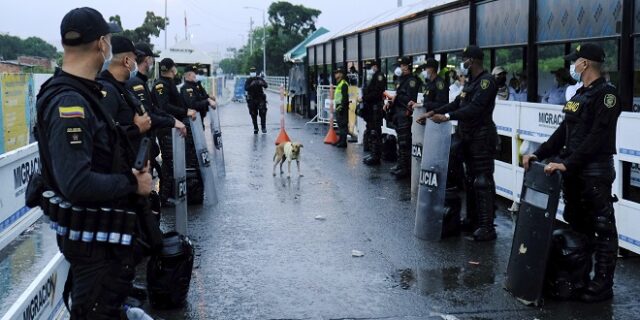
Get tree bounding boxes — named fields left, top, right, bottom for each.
left=0, top=34, right=57, bottom=60
left=109, top=11, right=167, bottom=51
left=268, top=2, right=321, bottom=37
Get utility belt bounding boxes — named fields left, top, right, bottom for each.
left=41, top=191, right=137, bottom=246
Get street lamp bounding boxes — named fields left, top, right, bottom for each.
left=243, top=6, right=266, bottom=76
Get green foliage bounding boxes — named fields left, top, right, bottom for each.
left=220, top=1, right=321, bottom=76
left=0, top=34, right=57, bottom=60
left=109, top=11, right=167, bottom=51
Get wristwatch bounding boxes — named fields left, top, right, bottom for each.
left=444, top=113, right=451, bottom=121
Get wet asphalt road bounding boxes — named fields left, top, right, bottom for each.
left=144, top=91, right=640, bottom=320
left=0, top=88, right=638, bottom=319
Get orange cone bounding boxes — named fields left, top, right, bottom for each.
left=275, top=85, right=291, bottom=145
left=324, top=85, right=339, bottom=144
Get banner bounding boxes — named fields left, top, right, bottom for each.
left=0, top=74, right=35, bottom=153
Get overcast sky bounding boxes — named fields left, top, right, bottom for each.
left=0, top=0, right=418, bottom=55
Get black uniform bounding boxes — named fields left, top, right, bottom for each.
left=362, top=70, right=386, bottom=162
left=126, top=71, right=176, bottom=178
left=533, top=77, right=621, bottom=300
left=422, top=75, right=449, bottom=112
left=391, top=73, right=420, bottom=177
left=36, top=71, right=138, bottom=319
left=181, top=80, right=210, bottom=119
left=244, top=76, right=268, bottom=132
left=434, top=70, right=498, bottom=240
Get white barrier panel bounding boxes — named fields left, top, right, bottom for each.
left=614, top=112, right=640, bottom=253
left=517, top=102, right=564, bottom=144
left=0, top=143, right=41, bottom=250
left=1, top=252, right=69, bottom=320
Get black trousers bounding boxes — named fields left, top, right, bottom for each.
left=248, top=99, right=267, bottom=130
left=393, top=108, right=412, bottom=170
left=365, top=103, right=384, bottom=158
left=62, top=240, right=135, bottom=320
left=336, top=106, right=349, bottom=143
left=562, top=166, right=618, bottom=280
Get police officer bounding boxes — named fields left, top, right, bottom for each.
left=153, top=58, right=198, bottom=203
left=523, top=43, right=621, bottom=302
left=361, top=60, right=386, bottom=165
left=492, top=66, right=509, bottom=100
left=386, top=56, right=420, bottom=179
left=126, top=43, right=187, bottom=179
left=181, top=64, right=216, bottom=119
left=420, top=45, right=498, bottom=241
left=244, top=67, right=269, bottom=134
left=97, top=36, right=151, bottom=149
left=410, top=58, right=448, bottom=112
left=35, top=8, right=152, bottom=318
left=333, top=67, right=350, bottom=148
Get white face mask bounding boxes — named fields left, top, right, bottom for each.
left=394, top=67, right=402, bottom=77
left=459, top=61, right=469, bottom=76
left=101, top=39, right=113, bottom=72
left=250, top=72, right=257, bottom=77
left=420, top=70, right=428, bottom=79
left=570, top=63, right=582, bottom=82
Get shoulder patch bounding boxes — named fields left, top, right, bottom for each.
left=409, top=80, right=416, bottom=88
left=436, top=81, right=444, bottom=90
left=155, top=83, right=164, bottom=89
left=58, top=106, right=85, bottom=119
left=133, top=84, right=144, bottom=91
left=66, top=127, right=83, bottom=146
left=604, top=94, right=616, bottom=109
left=101, top=90, right=107, bottom=98
left=186, top=88, right=193, bottom=92
left=480, top=79, right=490, bottom=90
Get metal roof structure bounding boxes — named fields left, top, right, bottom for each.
left=306, top=0, right=459, bottom=48
left=284, top=27, right=330, bottom=63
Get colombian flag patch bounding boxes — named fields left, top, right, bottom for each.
left=58, top=106, right=85, bottom=119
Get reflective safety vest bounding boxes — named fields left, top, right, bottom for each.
left=334, top=79, right=348, bottom=106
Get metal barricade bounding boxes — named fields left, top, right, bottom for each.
left=306, top=85, right=333, bottom=125
left=411, top=106, right=426, bottom=198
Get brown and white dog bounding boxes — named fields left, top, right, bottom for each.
left=273, top=142, right=303, bottom=178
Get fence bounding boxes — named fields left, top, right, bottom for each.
left=265, top=76, right=288, bottom=93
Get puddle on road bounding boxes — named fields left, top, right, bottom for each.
left=394, top=264, right=497, bottom=296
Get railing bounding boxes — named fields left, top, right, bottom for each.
left=265, top=76, right=288, bottom=93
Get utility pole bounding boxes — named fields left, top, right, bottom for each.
left=244, top=6, right=267, bottom=76
left=249, top=17, right=254, bottom=55
left=164, top=0, right=167, bottom=49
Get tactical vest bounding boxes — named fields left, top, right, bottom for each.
left=562, top=81, right=609, bottom=158
left=334, top=79, right=348, bottom=106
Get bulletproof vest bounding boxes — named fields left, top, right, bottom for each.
left=562, top=81, right=609, bottom=158
left=334, top=79, right=348, bottom=106
left=246, top=77, right=266, bottom=98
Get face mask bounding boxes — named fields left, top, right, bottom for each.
left=250, top=72, right=257, bottom=77
left=570, top=63, right=582, bottom=82
left=394, top=67, right=402, bottom=77
left=459, top=61, right=469, bottom=76
left=129, top=61, right=138, bottom=79
left=100, top=39, right=113, bottom=72
left=366, top=69, right=374, bottom=76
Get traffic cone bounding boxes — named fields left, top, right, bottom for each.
left=275, top=85, right=291, bottom=145
left=324, top=85, right=339, bottom=144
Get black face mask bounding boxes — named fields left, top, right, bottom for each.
left=496, top=76, right=507, bottom=87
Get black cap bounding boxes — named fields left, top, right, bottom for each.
left=249, top=66, right=257, bottom=72
left=334, top=67, right=345, bottom=74
left=135, top=43, right=159, bottom=57
left=422, top=58, right=438, bottom=70
left=461, top=45, right=483, bottom=59
left=60, top=7, right=122, bottom=46
left=364, top=60, right=378, bottom=68
left=159, top=58, right=176, bottom=72
left=186, top=64, right=200, bottom=73
left=397, top=56, right=411, bottom=66
left=111, top=36, right=143, bottom=55
left=564, top=43, right=605, bottom=62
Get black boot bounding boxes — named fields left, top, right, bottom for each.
left=363, top=155, right=380, bottom=166
left=580, top=220, right=617, bottom=302
left=363, top=130, right=371, bottom=152
left=470, top=174, right=496, bottom=241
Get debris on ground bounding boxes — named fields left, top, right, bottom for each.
left=351, top=250, right=365, bottom=257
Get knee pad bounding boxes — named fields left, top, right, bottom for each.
left=473, top=174, right=494, bottom=191
left=594, top=212, right=616, bottom=238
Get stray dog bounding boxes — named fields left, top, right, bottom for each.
left=273, top=142, right=303, bottom=178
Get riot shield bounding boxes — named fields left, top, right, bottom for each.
left=208, top=106, right=226, bottom=176
left=505, top=161, right=562, bottom=306
left=411, top=106, right=426, bottom=198
left=189, top=114, right=219, bottom=206
left=414, top=120, right=451, bottom=241
left=171, top=128, right=188, bottom=235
